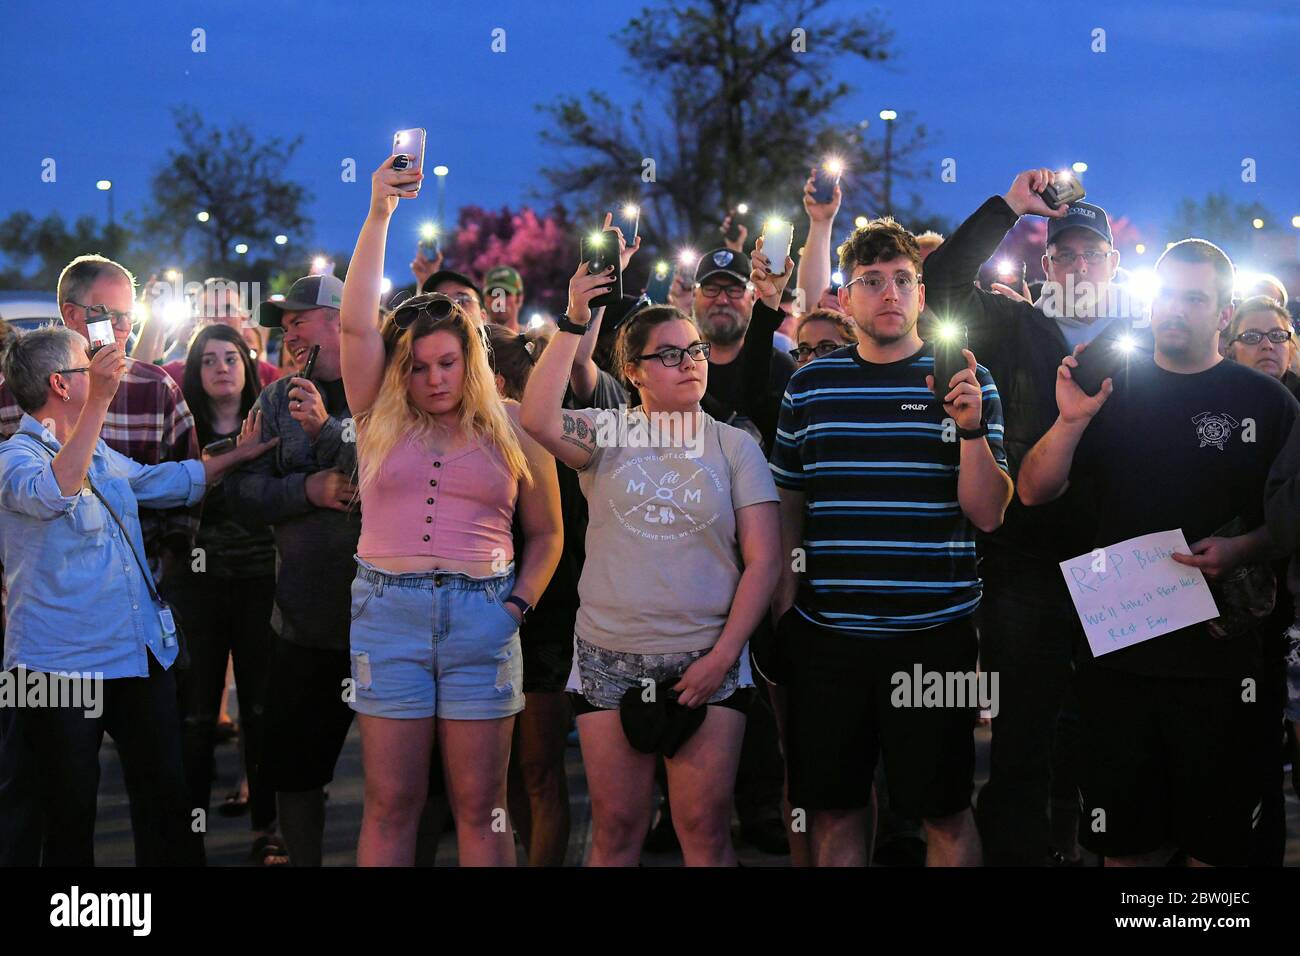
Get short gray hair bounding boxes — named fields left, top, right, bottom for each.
left=1, top=325, right=85, bottom=413
left=56, top=254, right=136, bottom=310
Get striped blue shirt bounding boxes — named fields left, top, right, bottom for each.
left=771, top=343, right=1007, bottom=635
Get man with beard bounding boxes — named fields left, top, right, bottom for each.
left=1019, top=239, right=1298, bottom=867
left=689, top=248, right=796, bottom=454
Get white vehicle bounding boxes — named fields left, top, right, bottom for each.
left=0, top=291, right=61, bottom=334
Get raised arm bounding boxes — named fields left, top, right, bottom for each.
left=521, top=261, right=614, bottom=470
left=340, top=155, right=423, bottom=417
left=795, top=167, right=840, bottom=316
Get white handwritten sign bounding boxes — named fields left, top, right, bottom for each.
left=1059, top=529, right=1220, bottom=657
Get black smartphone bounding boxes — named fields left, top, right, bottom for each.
left=301, top=344, right=321, bottom=379
left=1040, top=174, right=1086, bottom=210
left=203, top=437, right=236, bottom=456
left=617, top=205, right=640, bottom=243
left=724, top=204, right=750, bottom=242
left=644, top=261, right=673, bottom=303
left=1071, top=318, right=1133, bottom=395
left=580, top=231, right=623, bottom=310
left=990, top=260, right=1026, bottom=292
left=932, top=323, right=969, bottom=401
left=812, top=163, right=841, bottom=204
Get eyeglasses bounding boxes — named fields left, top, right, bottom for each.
left=392, top=293, right=460, bottom=330
left=68, top=302, right=135, bottom=329
left=54, top=367, right=90, bottom=375
left=843, top=274, right=918, bottom=295
left=1047, top=251, right=1113, bottom=266
left=635, top=342, right=711, bottom=367
left=697, top=284, right=747, bottom=300
left=789, top=342, right=843, bottom=361
left=1232, top=328, right=1292, bottom=346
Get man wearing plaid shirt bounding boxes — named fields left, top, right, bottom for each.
left=0, top=254, right=198, bottom=866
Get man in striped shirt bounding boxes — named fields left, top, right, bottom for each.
left=770, top=219, right=1012, bottom=866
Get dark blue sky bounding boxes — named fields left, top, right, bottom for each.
left=2, top=0, right=1297, bottom=280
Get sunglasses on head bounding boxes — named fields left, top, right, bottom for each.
left=391, top=293, right=462, bottom=330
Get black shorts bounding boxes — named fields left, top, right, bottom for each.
left=1074, top=660, right=1263, bottom=866
left=260, top=637, right=355, bottom=792
left=782, top=611, right=978, bottom=818
left=520, top=617, right=575, bottom=695
left=568, top=688, right=754, bottom=717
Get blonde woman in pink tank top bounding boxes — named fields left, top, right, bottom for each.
left=337, top=155, right=562, bottom=866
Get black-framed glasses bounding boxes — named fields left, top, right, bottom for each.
left=54, top=366, right=91, bottom=375
left=843, top=274, right=918, bottom=295
left=697, top=284, right=748, bottom=300
left=392, top=293, right=460, bottom=330
left=1047, top=250, right=1113, bottom=266
left=635, top=342, right=710, bottom=367
left=67, top=301, right=135, bottom=329
left=789, top=341, right=843, bottom=361
left=1232, top=328, right=1292, bottom=346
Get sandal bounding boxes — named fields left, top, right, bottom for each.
left=251, top=834, right=290, bottom=866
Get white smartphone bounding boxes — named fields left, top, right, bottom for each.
left=87, top=317, right=115, bottom=354
left=391, top=128, right=426, bottom=196
left=762, top=219, right=794, bottom=276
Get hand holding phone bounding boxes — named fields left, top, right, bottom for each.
left=580, top=230, right=623, bottom=310
left=391, top=128, right=426, bottom=196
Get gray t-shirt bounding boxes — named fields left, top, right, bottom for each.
left=574, top=408, right=779, bottom=654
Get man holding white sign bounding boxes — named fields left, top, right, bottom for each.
left=1019, top=239, right=1299, bottom=867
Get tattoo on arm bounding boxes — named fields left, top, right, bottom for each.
left=560, top=412, right=597, bottom=453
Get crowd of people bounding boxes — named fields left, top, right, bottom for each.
left=0, top=153, right=1298, bottom=868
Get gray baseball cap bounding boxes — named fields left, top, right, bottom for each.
left=258, top=274, right=344, bottom=327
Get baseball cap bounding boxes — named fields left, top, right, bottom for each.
left=1047, top=201, right=1113, bottom=248
left=483, top=265, right=523, bottom=295
left=423, top=270, right=484, bottom=304
left=694, top=248, right=750, bottom=285
left=258, top=274, right=344, bottom=328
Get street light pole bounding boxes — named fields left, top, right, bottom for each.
left=96, top=180, right=114, bottom=254
left=878, top=110, right=896, bottom=218
left=433, top=165, right=449, bottom=228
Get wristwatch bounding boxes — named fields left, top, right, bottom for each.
left=504, top=595, right=534, bottom=622
left=956, top=422, right=990, bottom=441
left=555, top=313, right=589, bottom=336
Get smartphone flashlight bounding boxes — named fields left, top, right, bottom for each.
left=677, top=248, right=698, bottom=270
left=654, top=261, right=669, bottom=279
left=762, top=219, right=794, bottom=276
left=620, top=204, right=640, bottom=241
left=813, top=157, right=844, bottom=204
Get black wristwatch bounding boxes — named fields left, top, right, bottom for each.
left=956, top=422, right=990, bottom=441
left=504, top=595, right=534, bottom=622
left=555, top=313, right=589, bottom=336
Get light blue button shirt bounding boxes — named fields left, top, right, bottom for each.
left=0, top=414, right=206, bottom=677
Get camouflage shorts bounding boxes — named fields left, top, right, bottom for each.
left=570, top=636, right=745, bottom=710
left=1285, top=625, right=1300, bottom=723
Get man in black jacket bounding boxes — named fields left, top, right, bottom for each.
left=923, top=168, right=1130, bottom=865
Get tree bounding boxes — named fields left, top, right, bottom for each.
left=135, top=107, right=313, bottom=279
left=1168, top=192, right=1274, bottom=248
left=446, top=205, right=577, bottom=315
left=0, top=211, right=124, bottom=291
left=537, top=0, right=936, bottom=255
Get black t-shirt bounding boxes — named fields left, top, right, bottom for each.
left=1072, top=357, right=1300, bottom=678
left=704, top=348, right=795, bottom=450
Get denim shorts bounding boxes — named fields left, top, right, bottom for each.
left=564, top=636, right=753, bottom=711
left=348, top=556, right=524, bottom=720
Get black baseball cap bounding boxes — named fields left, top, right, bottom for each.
left=422, top=270, right=483, bottom=304
left=258, top=274, right=344, bottom=328
left=1047, top=202, right=1113, bottom=247
left=694, top=248, right=750, bottom=285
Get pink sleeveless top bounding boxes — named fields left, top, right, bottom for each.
left=357, top=431, right=517, bottom=562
